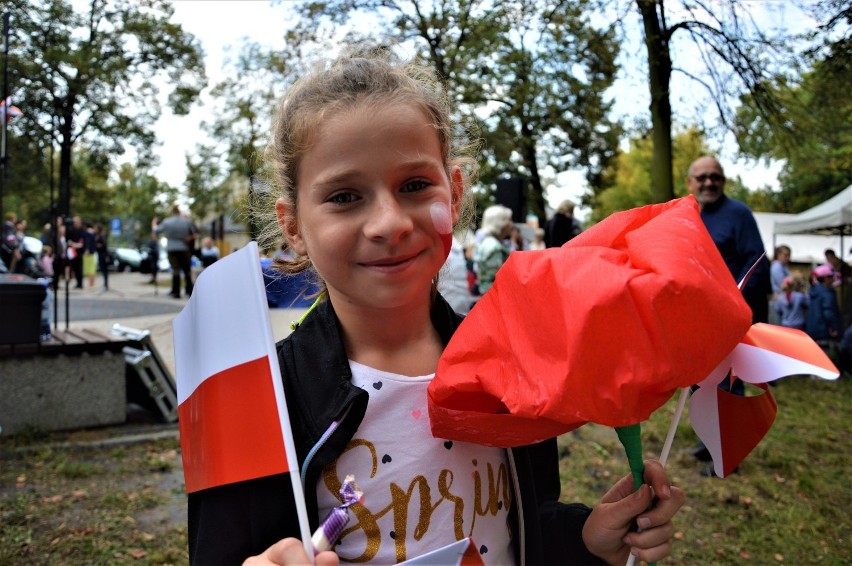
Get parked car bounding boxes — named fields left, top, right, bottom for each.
left=111, top=248, right=143, bottom=272
left=23, top=236, right=43, bottom=256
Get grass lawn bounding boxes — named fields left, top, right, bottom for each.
left=560, top=375, right=850, bottom=565
left=0, top=376, right=848, bottom=565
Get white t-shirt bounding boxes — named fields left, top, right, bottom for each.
left=316, top=361, right=515, bottom=565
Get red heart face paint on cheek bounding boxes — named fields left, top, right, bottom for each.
left=430, top=202, right=453, bottom=259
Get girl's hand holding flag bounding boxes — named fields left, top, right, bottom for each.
left=243, top=539, right=339, bottom=566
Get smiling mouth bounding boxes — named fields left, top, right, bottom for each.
left=361, top=254, right=419, bottom=269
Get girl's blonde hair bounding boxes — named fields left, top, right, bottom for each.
left=257, top=52, right=479, bottom=278
left=781, top=274, right=803, bottom=292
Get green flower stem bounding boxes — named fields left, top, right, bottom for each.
left=616, top=423, right=656, bottom=566
left=616, top=423, right=644, bottom=491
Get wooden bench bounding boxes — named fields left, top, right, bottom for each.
left=0, top=326, right=176, bottom=436
left=0, top=327, right=132, bottom=357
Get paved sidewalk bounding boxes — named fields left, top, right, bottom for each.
left=52, top=269, right=309, bottom=380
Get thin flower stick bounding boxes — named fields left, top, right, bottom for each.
left=624, top=387, right=691, bottom=566
left=659, top=387, right=690, bottom=467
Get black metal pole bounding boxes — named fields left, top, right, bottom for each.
left=0, top=12, right=10, bottom=226
left=50, top=117, right=59, bottom=330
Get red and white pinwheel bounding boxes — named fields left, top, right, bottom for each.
left=689, top=323, right=839, bottom=478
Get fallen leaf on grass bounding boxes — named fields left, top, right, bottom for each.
left=41, top=495, right=63, bottom=504
left=141, top=531, right=155, bottom=541
left=740, top=550, right=751, bottom=559
left=775, top=554, right=784, bottom=561
left=129, top=548, right=148, bottom=559
left=674, top=532, right=685, bottom=540
left=774, top=475, right=786, bottom=483
left=16, top=475, right=25, bottom=488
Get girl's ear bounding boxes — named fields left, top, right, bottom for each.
left=450, top=166, right=465, bottom=225
left=275, top=198, right=307, bottom=256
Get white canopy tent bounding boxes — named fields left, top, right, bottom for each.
left=774, top=185, right=852, bottom=262
left=774, top=186, right=852, bottom=329
left=755, top=213, right=839, bottom=264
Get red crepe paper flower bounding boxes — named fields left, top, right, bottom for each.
left=429, top=196, right=753, bottom=447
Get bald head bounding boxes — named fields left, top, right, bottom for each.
left=687, top=156, right=726, bottom=208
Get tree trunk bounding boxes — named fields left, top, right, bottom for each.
left=521, top=120, right=546, bottom=227
left=637, top=0, right=674, bottom=203
left=58, top=119, right=73, bottom=217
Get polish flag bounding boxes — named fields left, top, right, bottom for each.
left=174, top=242, right=296, bottom=494
left=399, top=538, right=485, bottom=566
left=690, top=323, right=839, bottom=477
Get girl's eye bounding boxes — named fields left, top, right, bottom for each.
left=328, top=191, right=358, bottom=205
left=402, top=179, right=430, bottom=193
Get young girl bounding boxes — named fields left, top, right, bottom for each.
left=191, top=55, right=684, bottom=566
left=40, top=244, right=55, bottom=278
left=806, top=264, right=842, bottom=344
left=775, top=275, right=808, bottom=330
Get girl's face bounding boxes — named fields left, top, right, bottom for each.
left=277, top=102, right=463, bottom=311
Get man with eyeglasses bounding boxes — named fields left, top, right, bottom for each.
left=686, top=156, right=771, bottom=476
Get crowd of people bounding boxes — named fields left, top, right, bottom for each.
left=1, top=209, right=223, bottom=298
left=771, top=245, right=849, bottom=363
left=1, top=212, right=114, bottom=291
left=436, top=198, right=585, bottom=315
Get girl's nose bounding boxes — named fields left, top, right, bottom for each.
left=364, top=194, right=414, bottom=244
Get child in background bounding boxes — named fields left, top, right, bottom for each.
left=775, top=275, right=808, bottom=330
left=40, top=244, right=55, bottom=278
left=146, top=233, right=160, bottom=285
left=528, top=227, right=546, bottom=250
left=806, top=263, right=843, bottom=345
left=189, top=54, right=684, bottom=566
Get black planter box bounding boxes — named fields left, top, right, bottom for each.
left=0, top=274, right=47, bottom=345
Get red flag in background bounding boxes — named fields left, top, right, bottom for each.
left=174, top=242, right=291, bottom=493
left=0, top=96, right=22, bottom=123
left=429, top=196, right=753, bottom=447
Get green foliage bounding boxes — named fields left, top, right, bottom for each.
left=631, top=1, right=804, bottom=204
left=591, top=128, right=710, bottom=221
left=3, top=0, right=206, bottom=219
left=191, top=41, right=289, bottom=236
left=735, top=37, right=852, bottom=212
left=286, top=0, right=621, bottom=225
left=111, top=163, right=179, bottom=245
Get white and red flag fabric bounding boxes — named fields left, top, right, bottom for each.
left=689, top=323, right=839, bottom=477
left=0, top=96, right=22, bottom=123
left=173, top=241, right=297, bottom=494
left=399, top=538, right=485, bottom=566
